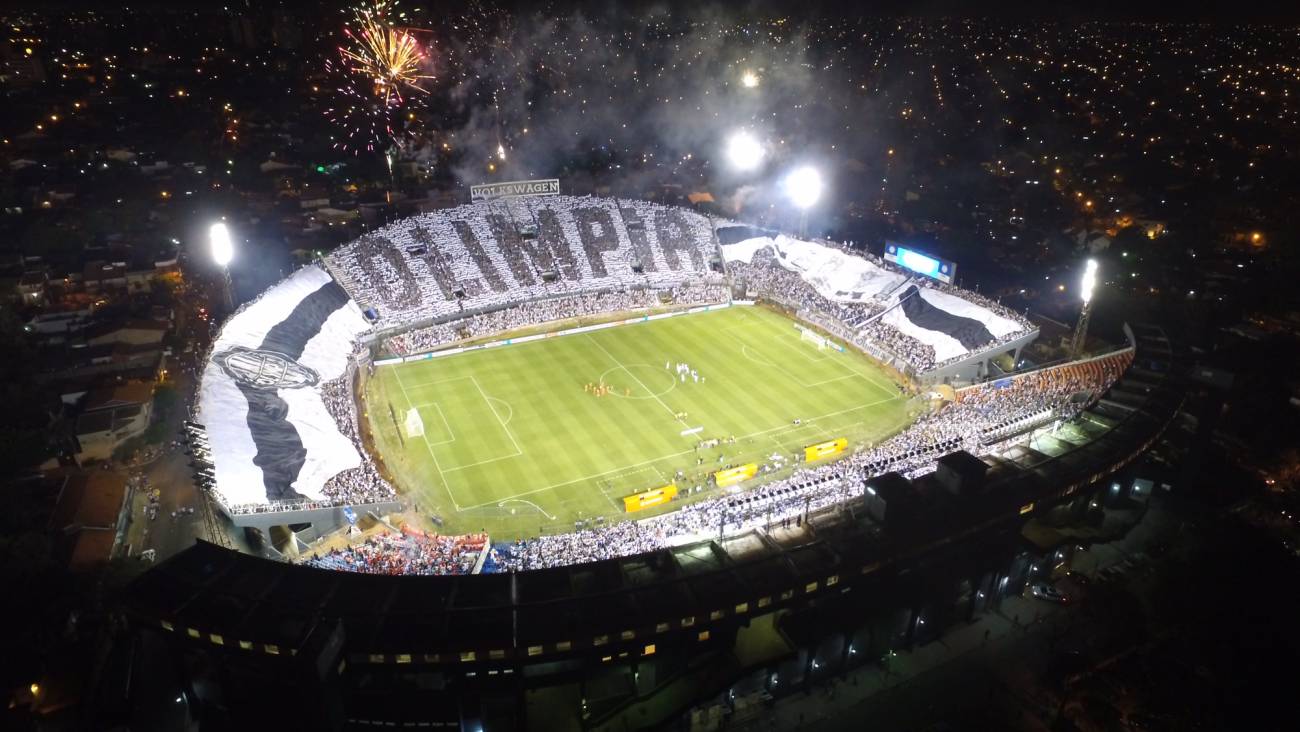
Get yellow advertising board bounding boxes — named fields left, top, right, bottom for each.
left=804, top=437, right=849, bottom=462
left=623, top=484, right=678, bottom=513
left=713, top=463, right=758, bottom=488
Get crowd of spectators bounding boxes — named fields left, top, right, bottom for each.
left=318, top=363, right=399, bottom=505
left=301, top=531, right=487, bottom=576
left=384, top=282, right=729, bottom=356
left=326, top=196, right=719, bottom=332
left=731, top=245, right=1038, bottom=374
left=729, top=249, right=937, bottom=370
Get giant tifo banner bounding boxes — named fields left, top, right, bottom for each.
left=197, top=265, right=371, bottom=505
left=470, top=178, right=560, bottom=200
left=624, top=484, right=678, bottom=513
left=718, top=229, right=1029, bottom=363
left=804, top=437, right=848, bottom=462
left=714, top=463, right=758, bottom=488
left=328, top=196, right=718, bottom=330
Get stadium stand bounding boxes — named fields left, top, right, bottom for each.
left=301, top=529, right=487, bottom=576
left=719, top=229, right=1036, bottom=373
left=383, top=282, right=729, bottom=357
left=326, top=196, right=721, bottom=331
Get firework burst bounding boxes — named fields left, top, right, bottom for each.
left=323, top=58, right=396, bottom=155
left=324, top=1, right=433, bottom=155
left=339, top=6, right=433, bottom=106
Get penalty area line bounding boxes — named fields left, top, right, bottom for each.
left=392, top=367, right=462, bottom=511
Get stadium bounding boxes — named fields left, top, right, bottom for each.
left=131, top=191, right=1181, bottom=729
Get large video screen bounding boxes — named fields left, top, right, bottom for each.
left=883, top=243, right=956, bottom=284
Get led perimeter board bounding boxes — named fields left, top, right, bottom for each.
left=884, top=243, right=956, bottom=285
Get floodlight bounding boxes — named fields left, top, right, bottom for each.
left=210, top=222, right=233, bottom=266
left=726, top=131, right=764, bottom=171
left=1080, top=259, right=1099, bottom=303
left=741, top=71, right=759, bottom=88
left=784, top=166, right=823, bottom=210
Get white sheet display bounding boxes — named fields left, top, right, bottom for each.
left=198, top=265, right=372, bottom=506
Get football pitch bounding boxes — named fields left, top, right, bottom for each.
left=364, top=305, right=918, bottom=538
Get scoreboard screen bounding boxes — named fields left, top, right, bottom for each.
left=884, top=243, right=957, bottom=284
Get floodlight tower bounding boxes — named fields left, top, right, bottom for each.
left=784, top=166, right=823, bottom=238
left=1071, top=259, right=1099, bottom=358
left=209, top=222, right=235, bottom=313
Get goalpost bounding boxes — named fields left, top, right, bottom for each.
left=404, top=408, right=425, bottom=438
left=797, top=324, right=831, bottom=350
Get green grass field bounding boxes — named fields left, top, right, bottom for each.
left=364, top=305, right=917, bottom=539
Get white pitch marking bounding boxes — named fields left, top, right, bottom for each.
left=497, top=498, right=556, bottom=521
left=470, top=374, right=524, bottom=456
left=392, top=367, right=461, bottom=510
left=585, top=335, right=690, bottom=430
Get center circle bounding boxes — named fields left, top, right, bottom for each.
left=598, top=363, right=678, bottom=399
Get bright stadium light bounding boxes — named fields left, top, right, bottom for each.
left=1080, top=258, right=1099, bottom=303
left=726, top=131, right=764, bottom=171
left=784, top=166, right=823, bottom=210
left=1071, top=259, right=1099, bottom=358
left=741, top=70, right=759, bottom=88
left=210, top=221, right=235, bottom=311
left=209, top=222, right=233, bottom=266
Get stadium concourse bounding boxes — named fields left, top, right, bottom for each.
left=195, top=194, right=1127, bottom=577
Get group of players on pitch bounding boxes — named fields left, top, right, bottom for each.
left=584, top=382, right=629, bottom=398
left=585, top=360, right=709, bottom=398
left=668, top=361, right=705, bottom=384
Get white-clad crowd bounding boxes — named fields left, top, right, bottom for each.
left=318, top=366, right=399, bottom=505
left=384, top=282, right=729, bottom=357
left=326, top=196, right=720, bottom=332
left=731, top=245, right=1036, bottom=374
left=729, top=250, right=938, bottom=370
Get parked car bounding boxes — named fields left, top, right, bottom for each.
left=1029, top=581, right=1069, bottom=604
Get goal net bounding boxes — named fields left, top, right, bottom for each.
left=404, top=408, right=425, bottom=438
left=799, top=326, right=830, bottom=350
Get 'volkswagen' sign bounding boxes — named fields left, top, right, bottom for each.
left=470, top=178, right=560, bottom=201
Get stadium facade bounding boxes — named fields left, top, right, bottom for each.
left=124, top=196, right=1184, bottom=727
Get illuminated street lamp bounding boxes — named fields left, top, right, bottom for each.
left=1070, top=259, right=1099, bottom=358
left=210, top=222, right=235, bottom=312
left=726, top=131, right=764, bottom=172
left=784, top=165, right=823, bottom=237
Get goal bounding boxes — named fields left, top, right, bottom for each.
left=404, top=408, right=425, bottom=438
left=798, top=325, right=830, bottom=350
